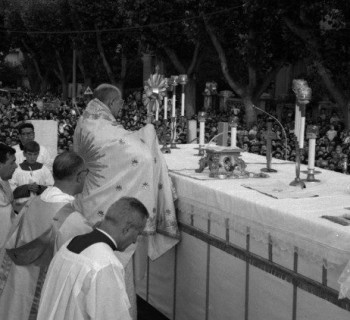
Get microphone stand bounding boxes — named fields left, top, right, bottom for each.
left=251, top=104, right=289, bottom=163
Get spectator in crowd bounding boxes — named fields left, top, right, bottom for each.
left=0, top=151, right=87, bottom=320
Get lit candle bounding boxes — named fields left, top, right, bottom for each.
left=199, top=121, right=205, bottom=146
left=231, top=126, right=237, bottom=148
left=299, top=115, right=305, bottom=148
left=181, top=92, right=185, bottom=116
left=155, top=104, right=159, bottom=121
left=164, top=97, right=168, bottom=120
left=172, top=93, right=176, bottom=118
left=308, top=137, right=315, bottom=170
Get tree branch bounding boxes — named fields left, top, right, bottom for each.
left=203, top=15, right=244, bottom=97
left=95, top=23, right=117, bottom=85
left=163, top=45, right=186, bottom=74
left=187, top=41, right=201, bottom=75
left=283, top=16, right=348, bottom=107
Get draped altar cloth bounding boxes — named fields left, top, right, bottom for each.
left=73, top=99, right=179, bottom=260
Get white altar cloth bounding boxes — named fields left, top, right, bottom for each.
left=166, top=145, right=350, bottom=269
left=136, top=145, right=350, bottom=320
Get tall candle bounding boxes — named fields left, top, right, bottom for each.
left=163, top=97, right=168, bottom=120
left=199, top=121, right=205, bottom=146
left=308, top=138, right=316, bottom=170
left=181, top=92, right=185, bottom=116
left=155, top=104, right=159, bottom=121
left=299, top=116, right=305, bottom=149
left=231, top=127, right=237, bottom=148
left=172, top=94, right=176, bottom=117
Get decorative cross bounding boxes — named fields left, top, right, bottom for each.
left=261, top=119, right=277, bottom=172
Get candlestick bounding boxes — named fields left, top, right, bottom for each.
left=164, top=97, right=168, bottom=120
left=198, top=112, right=206, bottom=157
left=304, top=125, right=320, bottom=182
left=155, top=105, right=159, bottom=121
left=231, top=127, right=236, bottom=148
left=178, top=74, right=188, bottom=117
left=172, top=93, right=176, bottom=117
left=181, top=92, right=185, bottom=116
left=199, top=121, right=205, bottom=146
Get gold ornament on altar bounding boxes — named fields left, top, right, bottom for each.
left=142, top=68, right=169, bottom=118
left=292, top=79, right=312, bottom=105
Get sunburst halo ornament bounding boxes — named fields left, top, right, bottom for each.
left=142, top=67, right=169, bottom=120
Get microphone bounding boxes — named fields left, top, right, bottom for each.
left=251, top=104, right=289, bottom=161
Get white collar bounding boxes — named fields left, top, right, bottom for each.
left=96, top=228, right=117, bottom=249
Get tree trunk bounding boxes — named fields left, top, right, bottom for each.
left=185, top=77, right=196, bottom=118
left=55, top=50, right=68, bottom=100
left=242, top=95, right=257, bottom=127
left=117, top=52, right=127, bottom=95
left=95, top=25, right=117, bottom=85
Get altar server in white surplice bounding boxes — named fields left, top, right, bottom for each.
left=0, top=152, right=87, bottom=320
left=0, top=144, right=17, bottom=248
left=37, top=197, right=148, bottom=320
left=13, top=122, right=52, bottom=170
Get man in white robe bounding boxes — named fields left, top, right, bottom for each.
left=37, top=197, right=148, bottom=320
left=13, top=122, right=52, bottom=170
left=62, top=84, right=180, bottom=319
left=0, top=144, right=17, bottom=248
left=0, top=152, right=88, bottom=320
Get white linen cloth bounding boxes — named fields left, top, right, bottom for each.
left=164, top=144, right=350, bottom=268
left=37, top=243, right=131, bottom=320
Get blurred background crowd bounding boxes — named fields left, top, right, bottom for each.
left=0, top=89, right=348, bottom=174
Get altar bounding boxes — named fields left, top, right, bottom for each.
left=136, top=144, right=350, bottom=320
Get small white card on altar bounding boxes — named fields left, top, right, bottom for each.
left=242, top=180, right=319, bottom=199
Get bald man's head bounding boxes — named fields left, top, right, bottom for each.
left=99, top=197, right=149, bottom=251
left=94, top=84, right=123, bottom=118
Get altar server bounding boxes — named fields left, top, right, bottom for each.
left=0, top=151, right=87, bottom=320
left=37, top=197, right=148, bottom=320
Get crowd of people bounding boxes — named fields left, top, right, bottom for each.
left=0, top=84, right=349, bottom=319
left=0, top=89, right=349, bottom=174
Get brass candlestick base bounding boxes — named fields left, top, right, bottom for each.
left=261, top=167, right=277, bottom=173
left=161, top=144, right=171, bottom=153
left=290, top=177, right=306, bottom=188
left=197, top=145, right=205, bottom=156
left=303, top=168, right=320, bottom=183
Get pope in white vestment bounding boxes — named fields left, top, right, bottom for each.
left=37, top=241, right=131, bottom=320
left=0, top=186, right=75, bottom=320
left=72, top=97, right=180, bottom=257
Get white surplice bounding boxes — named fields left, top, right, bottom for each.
left=37, top=242, right=131, bottom=320
left=0, top=178, right=14, bottom=248
left=13, top=144, right=52, bottom=170
left=0, top=186, right=74, bottom=320
left=55, top=210, right=137, bottom=320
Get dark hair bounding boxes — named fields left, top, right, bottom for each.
left=0, top=143, right=16, bottom=164
left=23, top=141, right=40, bottom=153
left=53, top=151, right=84, bottom=180
left=18, top=122, right=34, bottom=134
